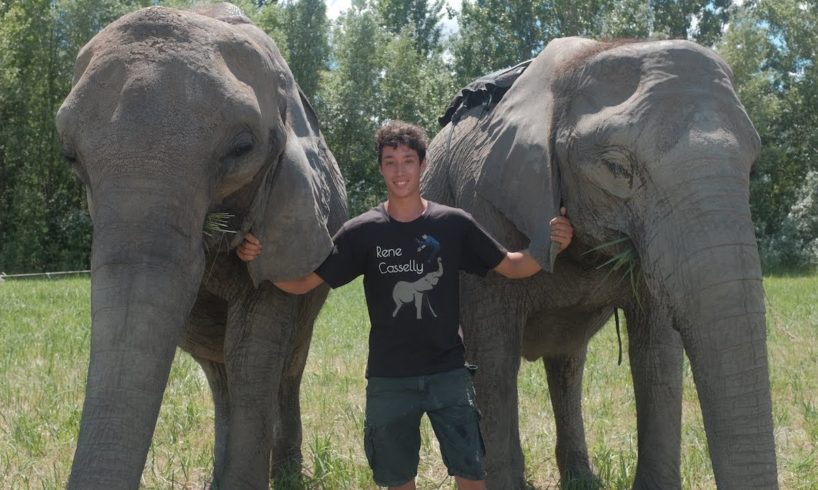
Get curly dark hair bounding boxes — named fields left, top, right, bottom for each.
left=374, top=120, right=428, bottom=165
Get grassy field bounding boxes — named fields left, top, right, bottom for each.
left=1, top=274, right=816, bottom=489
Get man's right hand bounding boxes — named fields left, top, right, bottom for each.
left=236, top=232, right=262, bottom=262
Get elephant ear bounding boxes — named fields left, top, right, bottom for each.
left=476, top=37, right=597, bottom=271
left=211, top=11, right=344, bottom=286
left=244, top=127, right=335, bottom=286
left=242, top=81, right=345, bottom=286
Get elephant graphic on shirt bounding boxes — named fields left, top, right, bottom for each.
left=392, top=257, right=444, bottom=319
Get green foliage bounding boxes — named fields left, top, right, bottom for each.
left=249, top=0, right=332, bottom=104
left=317, top=3, right=384, bottom=215
left=281, top=0, right=330, bottom=103
left=449, top=0, right=732, bottom=84
left=650, top=0, right=732, bottom=46
left=0, top=0, right=132, bottom=273
left=1, top=0, right=813, bottom=275
left=317, top=0, right=454, bottom=214
left=377, top=31, right=456, bottom=139
left=374, top=0, right=444, bottom=56
left=760, top=171, right=818, bottom=271
left=250, top=0, right=288, bottom=51
left=450, top=0, right=555, bottom=83
left=601, top=0, right=653, bottom=39
left=718, top=0, right=818, bottom=272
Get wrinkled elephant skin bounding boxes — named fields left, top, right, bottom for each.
left=422, top=37, right=777, bottom=489
left=56, top=5, right=346, bottom=488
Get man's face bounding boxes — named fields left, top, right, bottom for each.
left=379, top=144, right=425, bottom=200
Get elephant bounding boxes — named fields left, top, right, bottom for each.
left=55, top=5, right=346, bottom=488
left=392, top=256, right=444, bottom=318
left=421, top=37, right=777, bottom=488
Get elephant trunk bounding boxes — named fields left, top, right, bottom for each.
left=68, top=184, right=206, bottom=489
left=640, top=182, right=778, bottom=488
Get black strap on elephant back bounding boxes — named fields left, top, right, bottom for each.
left=438, top=59, right=534, bottom=127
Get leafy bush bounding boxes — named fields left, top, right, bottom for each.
left=760, top=171, right=818, bottom=272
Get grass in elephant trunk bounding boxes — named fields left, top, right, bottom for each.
left=203, top=212, right=236, bottom=238
left=1, top=275, right=816, bottom=488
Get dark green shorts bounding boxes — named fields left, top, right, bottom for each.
left=364, top=367, right=486, bottom=487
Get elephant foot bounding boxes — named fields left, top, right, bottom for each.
left=486, top=470, right=528, bottom=490
left=560, top=472, right=602, bottom=490
left=270, top=450, right=304, bottom=484
left=271, top=466, right=304, bottom=489
left=558, top=455, right=599, bottom=490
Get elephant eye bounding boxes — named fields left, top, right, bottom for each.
left=602, top=158, right=632, bottom=181
left=232, top=141, right=254, bottom=158
left=62, top=145, right=78, bottom=165
left=62, top=145, right=91, bottom=184
left=224, top=132, right=255, bottom=160
left=598, top=147, right=635, bottom=182
left=588, top=147, right=637, bottom=198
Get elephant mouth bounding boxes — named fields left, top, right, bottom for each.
left=581, top=235, right=641, bottom=293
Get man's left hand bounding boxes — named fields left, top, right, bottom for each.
left=237, top=232, right=262, bottom=262
left=550, top=207, right=573, bottom=252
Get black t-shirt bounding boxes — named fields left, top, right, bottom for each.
left=316, top=201, right=507, bottom=377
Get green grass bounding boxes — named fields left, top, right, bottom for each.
left=1, top=274, right=816, bottom=488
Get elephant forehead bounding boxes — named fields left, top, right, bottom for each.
left=588, top=42, right=735, bottom=103
left=83, top=7, right=262, bottom=81
left=104, top=6, right=239, bottom=48
left=67, top=28, right=262, bottom=132
left=566, top=48, right=749, bottom=154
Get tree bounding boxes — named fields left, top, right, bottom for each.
left=377, top=30, right=455, bottom=136
left=375, top=0, right=444, bottom=56
left=317, top=0, right=455, bottom=214
left=719, top=0, right=818, bottom=270
left=450, top=0, right=733, bottom=85
left=450, top=0, right=554, bottom=84
left=276, top=0, right=330, bottom=102
left=602, top=0, right=653, bottom=38
left=0, top=0, right=146, bottom=273
left=249, top=0, right=333, bottom=136
left=318, top=1, right=384, bottom=214
left=651, top=0, right=731, bottom=46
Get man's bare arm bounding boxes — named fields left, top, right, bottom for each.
left=274, top=272, right=325, bottom=295
left=493, top=207, right=574, bottom=279
left=494, top=251, right=542, bottom=279
left=236, top=232, right=325, bottom=294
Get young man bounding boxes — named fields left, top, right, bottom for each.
left=237, top=121, right=573, bottom=490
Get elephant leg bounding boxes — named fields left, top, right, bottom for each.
left=269, top=286, right=328, bottom=482
left=543, top=348, right=597, bottom=484
left=625, top=303, right=684, bottom=490
left=196, top=358, right=231, bottom=484
left=534, top=307, right=610, bottom=487
left=425, top=295, right=438, bottom=318
left=219, top=282, right=294, bottom=489
left=414, top=293, right=423, bottom=319
left=462, top=279, right=526, bottom=489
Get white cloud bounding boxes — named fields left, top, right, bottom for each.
left=325, top=0, right=348, bottom=20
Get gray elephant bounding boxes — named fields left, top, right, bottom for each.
left=421, top=37, right=777, bottom=488
left=55, top=5, right=346, bottom=488
left=392, top=256, right=444, bottom=318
